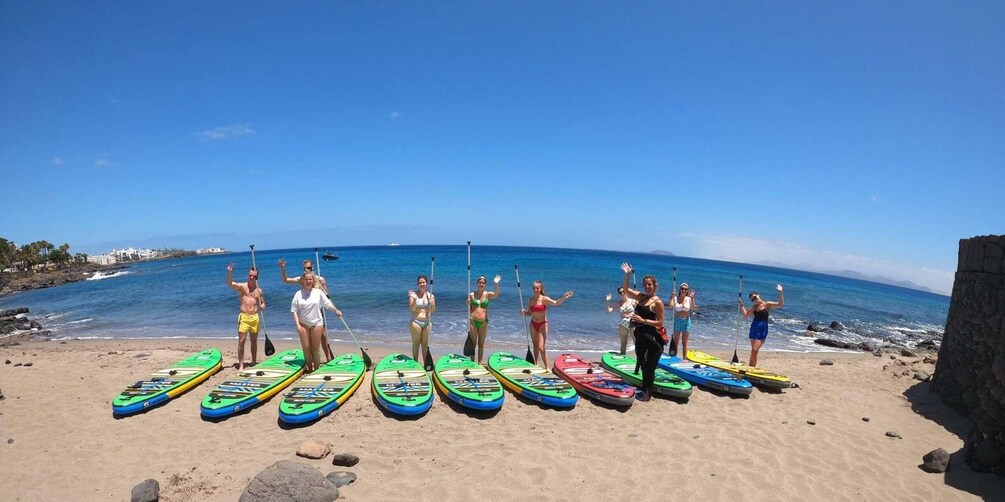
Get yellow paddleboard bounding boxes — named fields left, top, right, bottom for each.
left=686, top=350, right=792, bottom=389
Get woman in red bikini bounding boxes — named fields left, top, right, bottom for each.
left=521, top=280, right=573, bottom=369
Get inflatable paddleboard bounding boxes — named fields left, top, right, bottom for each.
left=432, top=353, right=504, bottom=411
left=600, top=351, right=693, bottom=399
left=279, top=353, right=367, bottom=424
left=553, top=353, right=635, bottom=406
left=658, top=355, right=753, bottom=396
left=687, top=350, right=792, bottom=389
left=112, top=348, right=222, bottom=415
left=200, top=349, right=305, bottom=418
left=487, top=352, right=578, bottom=408
left=371, top=353, right=434, bottom=416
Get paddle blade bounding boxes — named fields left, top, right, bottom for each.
left=462, top=331, right=476, bottom=359
left=264, top=334, right=276, bottom=356
left=525, top=346, right=536, bottom=365
left=423, top=348, right=434, bottom=371
left=731, top=350, right=740, bottom=364
left=361, top=348, right=373, bottom=370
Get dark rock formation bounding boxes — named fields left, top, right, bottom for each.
left=130, top=479, right=159, bottom=502
left=829, top=321, right=845, bottom=331
left=239, top=460, right=338, bottom=502
left=931, top=235, right=1005, bottom=474
left=325, top=471, right=357, bottom=487
left=920, top=448, right=950, bottom=473
left=331, top=453, right=359, bottom=467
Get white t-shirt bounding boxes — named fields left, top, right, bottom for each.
left=290, top=288, right=335, bottom=326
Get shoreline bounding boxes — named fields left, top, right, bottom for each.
left=2, top=337, right=1001, bottom=501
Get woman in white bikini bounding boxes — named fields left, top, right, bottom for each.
left=605, top=287, right=636, bottom=355
left=670, top=283, right=697, bottom=358
left=408, top=275, right=435, bottom=362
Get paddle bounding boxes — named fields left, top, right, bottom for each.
left=668, top=266, right=677, bottom=356
left=514, top=265, right=535, bottom=365
left=314, top=247, right=335, bottom=361
left=249, top=244, right=276, bottom=357
left=463, top=241, right=475, bottom=359
left=423, top=256, right=435, bottom=371
left=336, top=315, right=372, bottom=370
left=731, top=275, right=744, bottom=363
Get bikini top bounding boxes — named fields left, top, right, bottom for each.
left=529, top=304, right=547, bottom=312
left=635, top=294, right=657, bottom=321
left=673, top=296, right=692, bottom=313
left=414, top=294, right=430, bottom=310
left=470, top=297, right=490, bottom=308
left=754, top=308, right=769, bottom=321
left=618, top=301, right=635, bottom=314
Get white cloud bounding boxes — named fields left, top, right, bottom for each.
left=675, top=232, right=954, bottom=294
left=94, top=154, right=112, bottom=168
left=52, top=156, right=65, bottom=166
left=197, top=124, right=255, bottom=141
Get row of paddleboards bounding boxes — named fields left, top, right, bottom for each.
left=112, top=347, right=791, bottom=421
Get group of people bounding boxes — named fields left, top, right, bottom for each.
left=225, top=258, right=784, bottom=399
left=609, top=262, right=784, bottom=400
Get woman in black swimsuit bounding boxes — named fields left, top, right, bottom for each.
left=620, top=262, right=665, bottom=401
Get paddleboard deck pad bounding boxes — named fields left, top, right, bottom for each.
left=113, top=348, right=222, bottom=415
left=553, top=353, right=635, bottom=406
left=279, top=353, right=366, bottom=424
left=658, top=355, right=753, bottom=396
left=487, top=352, right=578, bottom=408
left=687, top=350, right=792, bottom=389
left=433, top=353, right=504, bottom=411
left=600, top=351, right=693, bottom=399
left=200, top=349, right=305, bottom=418
left=371, top=353, right=434, bottom=416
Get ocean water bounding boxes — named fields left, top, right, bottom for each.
left=0, top=245, right=950, bottom=354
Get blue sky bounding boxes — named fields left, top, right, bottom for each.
left=1, top=2, right=1002, bottom=293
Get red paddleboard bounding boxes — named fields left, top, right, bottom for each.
left=553, top=353, right=635, bottom=407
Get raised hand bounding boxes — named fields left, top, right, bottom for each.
left=620, top=262, right=632, bottom=275
left=776, top=284, right=784, bottom=292
left=278, top=258, right=286, bottom=268
left=564, top=291, right=574, bottom=299
left=493, top=275, right=501, bottom=284
left=227, top=263, right=234, bottom=272
left=606, top=293, right=612, bottom=301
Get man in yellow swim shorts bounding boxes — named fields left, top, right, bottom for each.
left=227, top=263, right=266, bottom=370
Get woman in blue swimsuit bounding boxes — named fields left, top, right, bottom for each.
left=739, top=284, right=784, bottom=367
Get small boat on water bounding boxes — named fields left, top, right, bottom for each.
left=322, top=251, right=339, bottom=261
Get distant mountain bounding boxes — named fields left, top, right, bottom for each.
left=755, top=261, right=945, bottom=295
left=649, top=250, right=675, bottom=256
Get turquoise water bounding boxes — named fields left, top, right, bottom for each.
left=0, top=245, right=949, bottom=353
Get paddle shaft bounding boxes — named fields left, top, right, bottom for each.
left=514, top=265, right=535, bottom=364
left=250, top=245, right=275, bottom=356
left=314, top=247, right=334, bottom=361
left=732, top=275, right=744, bottom=362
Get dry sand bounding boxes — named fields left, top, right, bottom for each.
left=1, top=338, right=1003, bottom=501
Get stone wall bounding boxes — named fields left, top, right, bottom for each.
left=932, top=235, right=1005, bottom=474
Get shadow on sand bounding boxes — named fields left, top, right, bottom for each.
left=903, top=381, right=1005, bottom=501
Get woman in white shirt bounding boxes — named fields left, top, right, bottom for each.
left=670, top=283, right=697, bottom=358
left=291, top=273, right=342, bottom=372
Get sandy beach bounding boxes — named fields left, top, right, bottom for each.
left=1, top=338, right=1002, bottom=501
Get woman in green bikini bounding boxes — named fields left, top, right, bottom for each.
left=468, top=275, right=501, bottom=365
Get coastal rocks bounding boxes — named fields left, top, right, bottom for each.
left=931, top=235, right=1005, bottom=473
left=130, top=479, right=159, bottom=502
left=829, top=321, right=845, bottom=331
left=920, top=448, right=951, bottom=473
left=296, top=440, right=331, bottom=460
left=239, top=460, right=338, bottom=502
left=331, top=453, right=359, bottom=467
left=813, top=338, right=857, bottom=350
left=819, top=359, right=834, bottom=366
left=0, top=307, right=29, bottom=317
left=325, top=471, right=357, bottom=487
left=914, top=370, right=931, bottom=382
left=886, top=431, right=902, bottom=439
left=900, top=348, right=917, bottom=358
left=807, top=324, right=829, bottom=333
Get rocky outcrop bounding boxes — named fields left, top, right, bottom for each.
left=239, top=461, right=338, bottom=502
left=0, top=263, right=123, bottom=297
left=931, top=235, right=1005, bottom=474
left=0, top=307, right=50, bottom=343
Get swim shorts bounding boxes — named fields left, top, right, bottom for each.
left=749, top=320, right=769, bottom=340
left=238, top=313, right=260, bottom=334
left=673, top=316, right=692, bottom=333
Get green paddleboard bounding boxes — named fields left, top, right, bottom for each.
left=200, top=349, right=305, bottom=418
left=113, top=348, right=223, bottom=415
left=600, top=351, right=693, bottom=399
left=278, top=353, right=366, bottom=424
left=371, top=353, right=433, bottom=416
left=486, top=352, right=578, bottom=408
left=432, top=353, right=504, bottom=411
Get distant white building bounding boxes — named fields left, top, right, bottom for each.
left=196, top=247, right=228, bottom=255
left=87, top=254, right=117, bottom=265
left=108, top=247, right=159, bottom=261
